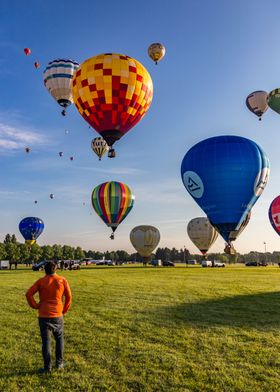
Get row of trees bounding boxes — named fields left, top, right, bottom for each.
left=2, top=234, right=280, bottom=264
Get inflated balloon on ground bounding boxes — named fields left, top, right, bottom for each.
left=130, top=225, right=160, bottom=260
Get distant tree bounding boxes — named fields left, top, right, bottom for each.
left=52, top=244, right=63, bottom=261
left=5, top=242, right=20, bottom=262
left=19, top=243, right=30, bottom=263
left=11, top=234, right=17, bottom=244
left=41, top=245, right=54, bottom=261
left=62, top=245, right=74, bottom=260
left=3, top=234, right=11, bottom=244
left=74, top=247, right=85, bottom=260
left=29, top=244, right=42, bottom=263
left=93, top=251, right=103, bottom=260
left=115, top=250, right=129, bottom=262
left=85, top=250, right=95, bottom=258
left=0, top=243, right=7, bottom=260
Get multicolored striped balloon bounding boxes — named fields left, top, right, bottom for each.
left=91, top=181, right=135, bottom=239
left=44, top=59, right=79, bottom=115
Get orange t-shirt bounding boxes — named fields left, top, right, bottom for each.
left=26, top=273, right=72, bottom=318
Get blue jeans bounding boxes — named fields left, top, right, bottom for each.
left=39, top=317, right=64, bottom=370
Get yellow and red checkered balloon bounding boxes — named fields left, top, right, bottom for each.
left=72, top=53, right=153, bottom=147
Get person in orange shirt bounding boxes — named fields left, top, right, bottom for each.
left=26, top=261, right=72, bottom=373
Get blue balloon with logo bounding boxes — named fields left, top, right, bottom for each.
left=181, top=135, right=270, bottom=243
left=19, top=217, right=44, bottom=245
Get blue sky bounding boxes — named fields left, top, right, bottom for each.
left=1, top=0, right=280, bottom=253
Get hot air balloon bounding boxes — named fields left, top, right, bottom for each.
left=148, top=43, right=166, bottom=64
left=91, top=137, right=109, bottom=161
left=25, top=147, right=31, bottom=153
left=19, top=217, right=44, bottom=246
left=181, top=135, right=270, bottom=250
left=24, top=48, right=31, bottom=56
left=70, top=156, right=74, bottom=161
left=44, top=59, right=79, bottom=116
left=224, top=212, right=251, bottom=254
left=34, top=62, right=40, bottom=69
left=187, top=217, right=218, bottom=256
left=50, top=194, right=54, bottom=199
left=246, top=91, right=268, bottom=120
left=267, top=89, right=280, bottom=115
left=269, top=195, right=280, bottom=236
left=59, top=152, right=63, bottom=157
left=72, top=53, right=153, bottom=157
left=130, top=225, right=160, bottom=263
left=34, top=200, right=38, bottom=204
left=91, top=181, right=134, bottom=239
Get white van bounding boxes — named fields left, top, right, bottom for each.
left=201, top=260, right=212, bottom=268
left=0, top=260, right=9, bottom=269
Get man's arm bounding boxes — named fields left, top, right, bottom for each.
left=25, top=281, right=40, bottom=309
left=63, top=279, right=72, bottom=315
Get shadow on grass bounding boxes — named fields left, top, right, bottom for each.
left=152, top=291, right=280, bottom=329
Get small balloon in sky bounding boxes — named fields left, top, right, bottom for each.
left=59, top=152, right=63, bottom=157
left=49, top=193, right=54, bottom=199
left=34, top=62, right=40, bottom=69
left=148, top=43, right=166, bottom=64
left=70, top=156, right=74, bottom=161
left=24, top=48, right=31, bottom=56
left=246, top=91, right=268, bottom=121
left=25, top=147, right=31, bottom=153
left=267, top=88, right=280, bottom=115
left=34, top=200, right=38, bottom=204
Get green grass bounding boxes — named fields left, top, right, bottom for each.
left=1, top=265, right=280, bottom=391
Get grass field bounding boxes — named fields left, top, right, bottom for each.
left=1, top=265, right=280, bottom=392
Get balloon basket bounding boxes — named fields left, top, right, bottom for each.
left=108, top=149, right=116, bottom=158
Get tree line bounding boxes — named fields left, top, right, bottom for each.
left=1, top=234, right=280, bottom=264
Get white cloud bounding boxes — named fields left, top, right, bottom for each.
left=0, top=122, right=46, bottom=151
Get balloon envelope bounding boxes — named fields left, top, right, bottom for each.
left=19, top=217, right=44, bottom=245
left=72, top=53, right=153, bottom=147
left=91, top=181, right=134, bottom=234
left=269, top=195, right=280, bottom=235
left=130, top=225, right=160, bottom=258
left=267, top=89, right=280, bottom=114
left=187, top=217, right=218, bottom=255
left=91, top=137, right=109, bottom=160
left=43, top=59, right=79, bottom=114
left=246, top=91, right=268, bottom=119
left=24, top=48, right=31, bottom=56
left=148, top=43, right=166, bottom=64
left=181, top=135, right=270, bottom=242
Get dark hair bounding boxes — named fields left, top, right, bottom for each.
left=44, top=261, right=57, bottom=275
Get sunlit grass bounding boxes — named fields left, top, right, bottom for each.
left=0, top=265, right=280, bottom=391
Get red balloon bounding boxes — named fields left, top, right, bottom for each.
left=269, top=195, right=280, bottom=235
left=34, top=62, right=40, bottom=69
left=24, top=48, right=31, bottom=56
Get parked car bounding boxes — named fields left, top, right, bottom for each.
left=201, top=260, right=225, bottom=268
left=151, top=259, right=162, bottom=267
left=186, top=260, right=197, bottom=265
left=162, top=261, right=175, bottom=267
left=32, top=260, right=49, bottom=271
left=245, top=261, right=268, bottom=267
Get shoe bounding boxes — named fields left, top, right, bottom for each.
left=38, top=368, right=52, bottom=374
left=56, top=363, right=64, bottom=370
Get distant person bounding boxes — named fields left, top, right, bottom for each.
left=25, top=261, right=72, bottom=373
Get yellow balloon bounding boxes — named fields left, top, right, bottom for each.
left=130, top=225, right=160, bottom=258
